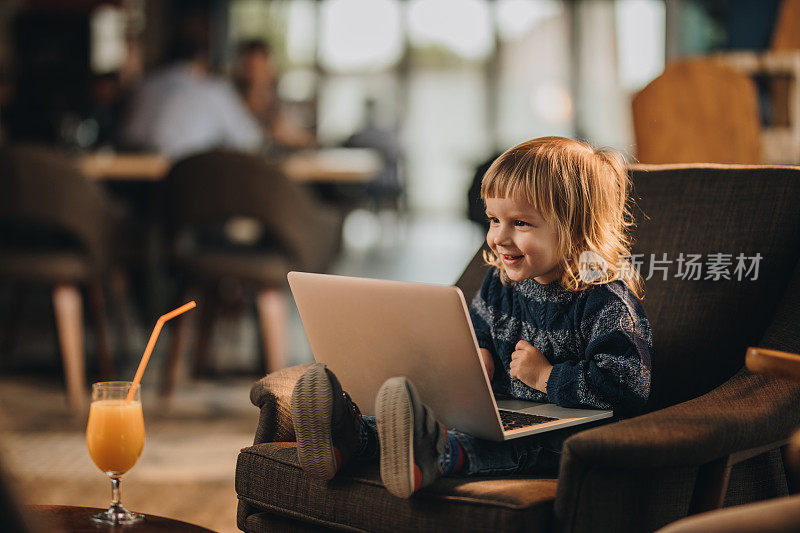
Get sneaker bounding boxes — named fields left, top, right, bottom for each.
left=291, top=363, right=362, bottom=480
left=376, top=376, right=447, bottom=498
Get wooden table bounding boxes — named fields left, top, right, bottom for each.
left=280, top=148, right=382, bottom=183
left=79, top=153, right=170, bottom=182
left=79, top=148, right=382, bottom=184
left=25, top=505, right=215, bottom=533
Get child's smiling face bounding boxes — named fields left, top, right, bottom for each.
left=485, top=196, right=562, bottom=284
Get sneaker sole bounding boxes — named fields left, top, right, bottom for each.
left=291, top=364, right=337, bottom=480
left=376, top=377, right=416, bottom=498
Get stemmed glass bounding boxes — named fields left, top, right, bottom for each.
left=85, top=381, right=146, bottom=525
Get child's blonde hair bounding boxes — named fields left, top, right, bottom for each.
left=481, top=136, right=645, bottom=299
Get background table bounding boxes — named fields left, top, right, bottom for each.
left=79, top=148, right=382, bottom=184
left=25, top=505, right=215, bottom=532
left=79, top=153, right=170, bottom=182
left=280, top=148, right=382, bottom=183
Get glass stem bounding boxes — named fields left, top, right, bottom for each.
left=110, top=476, right=122, bottom=510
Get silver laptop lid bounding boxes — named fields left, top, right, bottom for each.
left=288, top=271, right=504, bottom=440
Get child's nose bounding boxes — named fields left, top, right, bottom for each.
left=492, top=224, right=512, bottom=246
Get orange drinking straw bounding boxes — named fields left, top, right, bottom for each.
left=126, top=301, right=196, bottom=403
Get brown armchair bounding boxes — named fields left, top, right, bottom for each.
left=653, top=347, right=800, bottom=533
left=159, top=150, right=342, bottom=398
left=0, top=145, right=121, bottom=412
left=235, top=164, right=800, bottom=532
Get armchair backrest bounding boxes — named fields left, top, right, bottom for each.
left=164, top=150, right=341, bottom=273
left=630, top=164, right=800, bottom=409
left=457, top=164, right=800, bottom=410
left=0, top=144, right=118, bottom=272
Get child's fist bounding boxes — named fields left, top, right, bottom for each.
left=509, top=340, right=553, bottom=393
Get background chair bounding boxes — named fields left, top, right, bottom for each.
left=235, top=164, right=800, bottom=533
left=160, top=150, right=342, bottom=399
left=0, top=145, right=120, bottom=413
left=772, top=0, right=800, bottom=51
left=632, top=59, right=762, bottom=164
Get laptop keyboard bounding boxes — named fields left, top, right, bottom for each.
left=499, top=409, right=558, bottom=431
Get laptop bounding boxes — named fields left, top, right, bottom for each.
left=287, top=271, right=613, bottom=441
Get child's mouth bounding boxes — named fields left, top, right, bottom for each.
left=501, top=254, right=523, bottom=266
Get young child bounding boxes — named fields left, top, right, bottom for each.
left=290, top=136, right=652, bottom=498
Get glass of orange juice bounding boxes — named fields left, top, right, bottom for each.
left=86, top=381, right=146, bottom=525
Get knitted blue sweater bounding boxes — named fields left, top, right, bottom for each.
left=469, top=267, right=652, bottom=417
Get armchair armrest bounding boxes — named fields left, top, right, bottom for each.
left=561, top=366, right=799, bottom=469
left=249, top=364, right=311, bottom=444
left=554, top=366, right=800, bottom=533
left=746, top=347, right=800, bottom=382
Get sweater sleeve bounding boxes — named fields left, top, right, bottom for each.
left=468, top=268, right=497, bottom=353
left=468, top=268, right=510, bottom=394
left=545, top=283, right=652, bottom=417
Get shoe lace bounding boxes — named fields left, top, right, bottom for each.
left=342, top=390, right=361, bottom=419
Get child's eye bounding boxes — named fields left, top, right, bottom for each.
left=514, top=220, right=531, bottom=227
left=487, top=216, right=499, bottom=224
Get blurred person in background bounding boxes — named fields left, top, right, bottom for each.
left=83, top=72, right=125, bottom=150
left=343, top=98, right=404, bottom=210
left=122, top=13, right=262, bottom=161
left=234, top=39, right=315, bottom=152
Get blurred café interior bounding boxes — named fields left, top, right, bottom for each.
left=0, top=0, right=799, bottom=532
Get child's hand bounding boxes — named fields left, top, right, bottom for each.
left=509, top=340, right=553, bottom=393
left=479, top=348, right=494, bottom=381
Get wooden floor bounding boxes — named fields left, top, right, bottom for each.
left=0, top=212, right=484, bottom=533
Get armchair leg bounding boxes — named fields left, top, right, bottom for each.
left=160, top=288, right=196, bottom=400
left=52, top=284, right=87, bottom=414
left=192, top=284, right=217, bottom=378
left=88, top=282, right=115, bottom=380
left=108, top=267, right=134, bottom=357
left=689, top=440, right=790, bottom=515
left=256, top=286, right=288, bottom=373
left=689, top=456, right=732, bottom=515
left=781, top=442, right=799, bottom=494
left=1, top=284, right=28, bottom=357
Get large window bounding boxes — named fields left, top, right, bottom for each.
left=229, top=0, right=666, bottom=215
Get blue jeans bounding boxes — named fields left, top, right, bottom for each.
left=449, top=429, right=567, bottom=476
left=361, top=416, right=582, bottom=477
